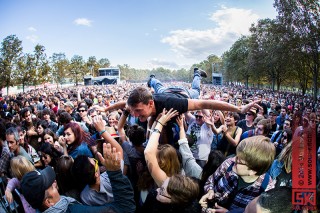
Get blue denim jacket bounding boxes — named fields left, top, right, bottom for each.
left=268, top=159, right=283, bottom=180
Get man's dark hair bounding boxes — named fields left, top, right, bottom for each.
left=127, top=87, right=153, bottom=107
left=72, top=155, right=96, bottom=189
left=58, top=112, right=72, bottom=125
left=42, top=108, right=51, bottom=115
left=20, top=107, right=31, bottom=118
left=257, top=186, right=292, bottom=213
left=284, top=118, right=292, bottom=127
left=84, top=98, right=93, bottom=108
left=126, top=124, right=146, bottom=146
left=281, top=106, right=288, bottom=112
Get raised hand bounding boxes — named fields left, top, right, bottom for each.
left=157, top=108, right=179, bottom=126
left=239, top=100, right=262, bottom=114
left=203, top=114, right=214, bottom=126
left=58, top=136, right=66, bottom=147
left=97, top=143, right=121, bottom=171
left=92, top=115, right=105, bottom=132
left=176, top=114, right=185, bottom=128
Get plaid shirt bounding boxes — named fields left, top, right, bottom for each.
left=204, top=157, right=275, bottom=210
left=0, top=146, right=11, bottom=176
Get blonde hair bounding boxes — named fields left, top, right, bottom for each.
left=167, top=175, right=199, bottom=204
left=237, top=136, right=275, bottom=175
left=10, top=156, right=36, bottom=180
left=157, top=144, right=181, bottom=177
left=278, top=142, right=292, bottom=173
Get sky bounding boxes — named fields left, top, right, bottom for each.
left=0, top=0, right=278, bottom=70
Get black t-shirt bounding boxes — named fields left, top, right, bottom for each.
left=153, top=93, right=188, bottom=115
left=237, top=120, right=255, bottom=133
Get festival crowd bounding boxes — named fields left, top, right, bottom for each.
left=0, top=68, right=319, bottom=213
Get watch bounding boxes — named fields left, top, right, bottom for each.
left=152, top=128, right=161, bottom=134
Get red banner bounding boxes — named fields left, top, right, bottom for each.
left=292, top=126, right=317, bottom=211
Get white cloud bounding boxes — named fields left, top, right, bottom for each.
left=147, top=58, right=181, bottom=69
left=73, top=18, right=92, bottom=27
left=28, top=27, right=37, bottom=32
left=26, top=35, right=39, bottom=43
left=161, top=6, right=259, bottom=59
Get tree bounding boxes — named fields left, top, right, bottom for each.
left=0, top=35, right=23, bottom=94
left=69, top=55, right=85, bottom=85
left=50, top=53, right=69, bottom=87
left=32, top=44, right=50, bottom=87
left=222, top=36, right=251, bottom=87
left=14, top=54, right=36, bottom=92
left=249, top=19, right=294, bottom=90
left=98, top=58, right=110, bottom=68
left=86, top=56, right=100, bottom=77
left=274, top=0, right=320, bottom=98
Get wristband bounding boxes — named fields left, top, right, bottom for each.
left=99, top=130, right=106, bottom=135
left=152, top=128, right=161, bottom=134
left=123, top=110, right=130, bottom=117
left=156, top=120, right=165, bottom=127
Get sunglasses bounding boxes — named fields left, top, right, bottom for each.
left=246, top=113, right=253, bottom=116
left=79, top=110, right=86, bottom=112
left=60, top=155, right=72, bottom=160
left=195, top=115, right=203, bottom=119
left=93, top=158, right=99, bottom=173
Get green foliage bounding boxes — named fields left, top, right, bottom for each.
left=50, top=53, right=69, bottom=87
left=274, top=0, right=320, bottom=98
left=0, top=35, right=23, bottom=93
left=69, top=55, right=85, bottom=86
left=86, top=56, right=100, bottom=77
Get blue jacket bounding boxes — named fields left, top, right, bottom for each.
left=268, top=159, right=283, bottom=180
left=69, top=143, right=93, bottom=159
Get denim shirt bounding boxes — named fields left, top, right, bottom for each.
left=69, top=143, right=93, bottom=159
left=268, top=159, right=284, bottom=180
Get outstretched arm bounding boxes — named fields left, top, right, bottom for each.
left=93, top=100, right=127, bottom=113
left=188, top=99, right=261, bottom=114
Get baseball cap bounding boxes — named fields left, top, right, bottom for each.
left=64, top=101, right=74, bottom=108
left=21, top=166, right=56, bottom=209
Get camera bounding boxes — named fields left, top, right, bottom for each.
left=207, top=198, right=218, bottom=209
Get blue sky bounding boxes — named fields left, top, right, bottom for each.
left=0, top=0, right=277, bottom=70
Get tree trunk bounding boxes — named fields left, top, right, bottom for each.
left=245, top=76, right=249, bottom=89
left=272, top=77, right=275, bottom=91
left=313, top=64, right=318, bottom=100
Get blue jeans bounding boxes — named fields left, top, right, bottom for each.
left=149, top=75, right=201, bottom=99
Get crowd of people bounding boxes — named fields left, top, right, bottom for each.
left=0, top=68, right=319, bottom=213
